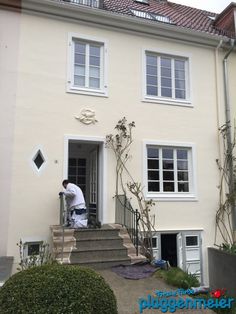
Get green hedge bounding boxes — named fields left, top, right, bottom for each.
left=0, top=264, right=117, bottom=314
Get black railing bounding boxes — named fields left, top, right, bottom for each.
left=61, top=0, right=99, bottom=8
left=59, top=194, right=67, bottom=262
left=115, top=195, right=140, bottom=256
left=59, top=194, right=67, bottom=226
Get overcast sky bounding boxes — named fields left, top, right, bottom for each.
left=171, top=0, right=232, bottom=13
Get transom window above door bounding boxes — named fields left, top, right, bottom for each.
left=144, top=51, right=190, bottom=105
left=144, top=142, right=196, bottom=200
left=67, top=34, right=108, bottom=96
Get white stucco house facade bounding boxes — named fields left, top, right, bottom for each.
left=0, top=0, right=236, bottom=284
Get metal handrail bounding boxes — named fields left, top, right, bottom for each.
left=59, top=194, right=67, bottom=263
left=115, top=194, right=140, bottom=256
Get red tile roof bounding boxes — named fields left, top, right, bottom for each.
left=101, top=0, right=235, bottom=38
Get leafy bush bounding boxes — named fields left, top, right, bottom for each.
left=156, top=267, right=200, bottom=289
left=0, top=264, right=117, bottom=314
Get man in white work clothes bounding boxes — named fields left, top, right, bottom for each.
left=60, top=180, right=88, bottom=228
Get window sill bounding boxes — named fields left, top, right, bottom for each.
left=146, top=193, right=198, bottom=202
left=67, top=86, right=108, bottom=97
left=142, top=96, right=193, bottom=107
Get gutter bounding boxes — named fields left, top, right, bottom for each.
left=223, top=38, right=236, bottom=232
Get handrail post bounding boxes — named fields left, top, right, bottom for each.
left=59, top=194, right=65, bottom=263
left=135, top=209, right=140, bottom=256
left=124, top=195, right=126, bottom=227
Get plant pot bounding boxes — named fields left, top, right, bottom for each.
left=208, top=247, right=236, bottom=298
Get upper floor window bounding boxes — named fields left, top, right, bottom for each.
left=64, top=0, right=99, bottom=8
left=144, top=51, right=190, bottom=104
left=144, top=142, right=196, bottom=200
left=68, top=34, right=107, bottom=96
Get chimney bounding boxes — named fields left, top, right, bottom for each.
left=214, top=2, right=236, bottom=37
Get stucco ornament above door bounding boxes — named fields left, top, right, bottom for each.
left=75, top=108, right=98, bottom=125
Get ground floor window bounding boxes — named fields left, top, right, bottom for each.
left=144, top=141, right=196, bottom=200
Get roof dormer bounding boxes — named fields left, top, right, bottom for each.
left=214, top=2, right=236, bottom=37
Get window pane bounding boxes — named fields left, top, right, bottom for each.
left=74, top=75, right=85, bottom=87
left=161, top=57, right=171, bottom=67
left=175, top=89, right=186, bottom=99
left=178, top=182, right=189, bottom=192
left=186, top=236, right=198, bottom=246
left=175, top=79, right=185, bottom=89
left=78, top=176, right=86, bottom=184
left=68, top=176, right=76, bottom=184
left=148, top=159, right=159, bottom=169
left=163, top=149, right=173, bottom=159
left=163, top=182, right=174, bottom=192
left=89, top=77, right=100, bottom=88
left=78, top=167, right=86, bottom=175
left=163, top=171, right=174, bottom=180
left=147, top=148, right=159, bottom=158
left=147, top=86, right=157, bottom=96
left=177, top=160, right=188, bottom=170
left=163, top=160, right=174, bottom=169
left=90, top=45, right=100, bottom=56
left=89, top=66, right=100, bottom=78
left=177, top=150, right=188, bottom=159
left=74, top=54, right=85, bottom=65
left=177, top=171, right=189, bottom=181
left=147, top=65, right=157, bottom=75
left=147, top=75, right=157, bottom=85
left=161, top=67, right=171, bottom=77
left=161, top=78, right=172, bottom=88
left=148, top=171, right=159, bottom=180
left=68, top=167, right=76, bottom=175
left=89, top=56, right=100, bottom=66
left=175, top=59, right=185, bottom=70
left=161, top=87, right=172, bottom=97
left=146, top=55, right=157, bottom=66
left=75, top=42, right=86, bottom=53
left=69, top=158, right=76, bottom=166
left=74, top=65, right=85, bottom=76
left=175, top=70, right=185, bottom=79
left=28, top=243, right=40, bottom=256
left=148, top=182, right=159, bottom=192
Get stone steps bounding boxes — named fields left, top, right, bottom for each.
left=51, top=225, right=131, bottom=269
left=108, top=224, right=147, bottom=264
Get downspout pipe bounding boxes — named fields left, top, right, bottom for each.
left=223, top=38, right=236, bottom=232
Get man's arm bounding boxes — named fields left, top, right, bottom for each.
left=64, top=185, right=76, bottom=197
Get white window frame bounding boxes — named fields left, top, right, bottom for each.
left=67, top=33, right=108, bottom=97
left=142, top=48, right=192, bottom=107
left=143, top=140, right=197, bottom=201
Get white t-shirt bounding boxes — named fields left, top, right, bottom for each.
left=64, top=183, right=86, bottom=210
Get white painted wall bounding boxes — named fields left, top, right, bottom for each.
left=0, top=10, right=20, bottom=256
left=1, top=8, right=234, bottom=283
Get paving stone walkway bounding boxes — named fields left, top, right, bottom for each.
left=98, top=269, right=215, bottom=314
